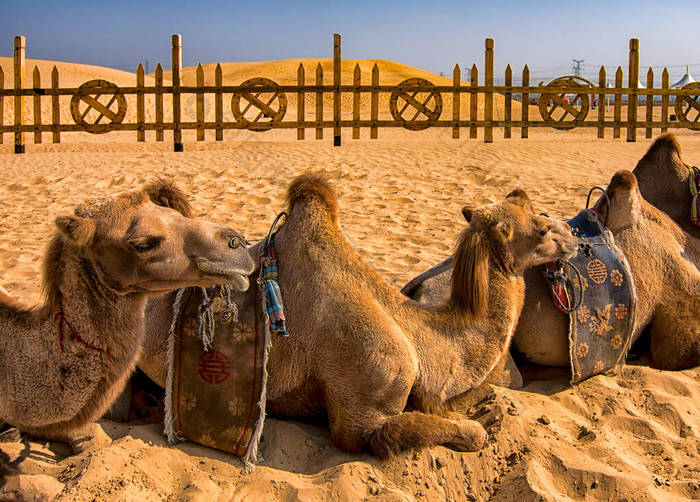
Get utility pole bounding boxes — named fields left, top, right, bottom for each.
left=572, top=59, right=584, bottom=77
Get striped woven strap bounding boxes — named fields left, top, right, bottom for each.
left=690, top=166, right=700, bottom=196
left=690, top=166, right=700, bottom=227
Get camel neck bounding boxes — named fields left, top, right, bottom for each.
left=407, top=265, right=525, bottom=395
left=55, top=251, right=147, bottom=361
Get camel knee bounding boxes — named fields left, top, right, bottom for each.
left=486, top=352, right=523, bottom=389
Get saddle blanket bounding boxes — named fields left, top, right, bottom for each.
left=166, top=287, right=266, bottom=459
left=546, top=209, right=637, bottom=384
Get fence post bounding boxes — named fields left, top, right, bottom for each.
left=614, top=66, right=622, bottom=138
left=155, top=63, right=164, bottom=141
left=297, top=63, right=305, bottom=140
left=196, top=63, right=204, bottom=141
left=469, top=64, right=478, bottom=138
left=33, top=66, right=41, bottom=144
left=661, top=68, right=669, bottom=133
left=171, top=34, right=183, bottom=152
left=371, top=63, right=378, bottom=139
left=215, top=63, right=223, bottom=141
left=14, top=35, right=25, bottom=154
left=452, top=64, right=460, bottom=139
left=504, top=64, right=511, bottom=139
left=353, top=63, right=360, bottom=139
left=521, top=65, right=529, bottom=139
left=51, top=66, right=59, bottom=144
left=137, top=63, right=145, bottom=142
left=484, top=38, right=494, bottom=143
left=315, top=63, right=323, bottom=140
left=645, top=67, right=653, bottom=138
left=627, top=38, right=639, bottom=142
left=333, top=33, right=341, bottom=146
left=0, top=67, right=4, bottom=144
left=597, top=66, right=606, bottom=138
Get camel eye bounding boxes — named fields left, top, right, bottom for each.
left=131, top=236, right=163, bottom=252
left=229, top=236, right=242, bottom=249
left=539, top=229, right=548, bottom=237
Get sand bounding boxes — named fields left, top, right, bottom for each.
left=0, top=60, right=699, bottom=502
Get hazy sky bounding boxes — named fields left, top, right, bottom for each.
left=1, top=0, right=699, bottom=82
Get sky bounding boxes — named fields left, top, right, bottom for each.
left=1, top=0, right=699, bottom=83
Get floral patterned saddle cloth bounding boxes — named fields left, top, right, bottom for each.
left=545, top=209, right=637, bottom=383
left=165, top=286, right=267, bottom=467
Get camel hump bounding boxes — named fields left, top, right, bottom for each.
left=608, top=170, right=638, bottom=194
left=286, top=172, right=339, bottom=220
left=609, top=169, right=637, bottom=191
left=143, top=178, right=192, bottom=217
left=648, top=132, right=682, bottom=157
left=635, top=133, right=682, bottom=172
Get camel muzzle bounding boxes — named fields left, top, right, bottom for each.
left=196, top=261, right=251, bottom=291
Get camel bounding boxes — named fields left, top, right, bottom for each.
left=633, top=133, right=700, bottom=239
left=403, top=170, right=700, bottom=378
left=0, top=180, right=254, bottom=452
left=138, top=172, right=577, bottom=457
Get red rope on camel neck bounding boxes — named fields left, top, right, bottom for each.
left=54, top=310, right=114, bottom=359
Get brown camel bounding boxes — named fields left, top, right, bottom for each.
left=633, top=133, right=699, bottom=239
left=139, top=173, right=577, bottom=457
left=403, top=170, right=700, bottom=377
left=0, top=180, right=254, bottom=452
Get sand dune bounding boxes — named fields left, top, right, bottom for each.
left=0, top=131, right=699, bottom=501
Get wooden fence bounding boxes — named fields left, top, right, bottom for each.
left=2, top=34, right=699, bottom=153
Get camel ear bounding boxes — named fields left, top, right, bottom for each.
left=494, top=221, right=513, bottom=241
left=55, top=216, right=95, bottom=246
left=461, top=206, right=473, bottom=223
left=506, top=189, right=533, bottom=211
left=143, top=179, right=192, bottom=217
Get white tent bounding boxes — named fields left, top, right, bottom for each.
left=672, top=66, right=695, bottom=88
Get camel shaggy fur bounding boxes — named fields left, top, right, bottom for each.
left=139, top=173, right=577, bottom=457
left=0, top=181, right=254, bottom=451
left=404, top=170, right=700, bottom=375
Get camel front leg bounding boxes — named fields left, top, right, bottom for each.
left=366, top=411, right=487, bottom=458
left=326, top=404, right=486, bottom=458
left=649, top=308, right=700, bottom=370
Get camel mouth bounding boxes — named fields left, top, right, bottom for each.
left=560, top=243, right=578, bottom=260
left=197, top=261, right=251, bottom=290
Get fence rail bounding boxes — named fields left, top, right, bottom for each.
left=2, top=34, right=700, bottom=153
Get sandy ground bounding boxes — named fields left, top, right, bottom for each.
left=0, top=130, right=698, bottom=501
left=0, top=58, right=699, bottom=501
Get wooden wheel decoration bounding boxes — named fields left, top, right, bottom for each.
left=70, top=80, right=127, bottom=134
left=675, top=82, right=700, bottom=124
left=389, top=78, right=443, bottom=131
left=538, top=76, right=593, bottom=130
left=232, top=78, right=287, bottom=131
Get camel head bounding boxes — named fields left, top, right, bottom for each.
left=593, top=170, right=644, bottom=234
left=453, top=191, right=577, bottom=318
left=47, top=179, right=255, bottom=301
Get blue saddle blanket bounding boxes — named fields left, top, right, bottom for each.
left=547, top=209, right=637, bottom=384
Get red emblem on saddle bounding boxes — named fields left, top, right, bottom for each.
left=198, top=350, right=231, bottom=384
